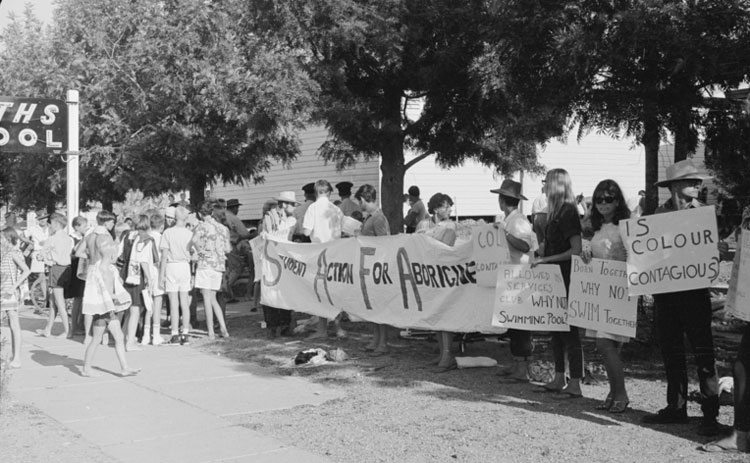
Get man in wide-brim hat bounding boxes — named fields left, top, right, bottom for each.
left=643, top=159, right=728, bottom=436
left=490, top=179, right=536, bottom=382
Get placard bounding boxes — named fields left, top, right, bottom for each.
left=491, top=264, right=569, bottom=331
left=568, top=256, right=637, bottom=338
left=726, top=231, right=750, bottom=322
left=619, top=206, right=720, bottom=296
left=472, top=223, right=511, bottom=287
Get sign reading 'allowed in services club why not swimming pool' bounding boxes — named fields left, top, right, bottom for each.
left=491, top=264, right=569, bottom=331
left=619, top=206, right=720, bottom=296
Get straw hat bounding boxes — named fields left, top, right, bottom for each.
left=274, top=191, right=300, bottom=205
left=654, top=160, right=711, bottom=187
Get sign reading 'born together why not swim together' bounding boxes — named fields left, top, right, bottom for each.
left=568, top=256, right=637, bottom=338
left=491, top=264, right=569, bottom=332
left=0, top=97, right=68, bottom=154
left=619, top=206, right=720, bottom=296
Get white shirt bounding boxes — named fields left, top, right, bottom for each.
left=303, top=197, right=343, bottom=243
left=501, top=209, right=537, bottom=264
left=531, top=195, right=548, bottom=216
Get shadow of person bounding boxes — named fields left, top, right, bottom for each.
left=28, top=349, right=83, bottom=375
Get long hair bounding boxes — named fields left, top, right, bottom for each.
left=589, top=180, right=631, bottom=232
left=545, top=168, right=575, bottom=223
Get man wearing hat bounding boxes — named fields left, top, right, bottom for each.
left=403, top=185, right=428, bottom=234
left=642, top=160, right=727, bottom=435
left=292, top=182, right=316, bottom=242
left=335, top=181, right=359, bottom=217
left=491, top=179, right=537, bottom=382
left=224, top=199, right=254, bottom=302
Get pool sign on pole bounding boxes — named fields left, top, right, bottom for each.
left=0, top=93, right=79, bottom=228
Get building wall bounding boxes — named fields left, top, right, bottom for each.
left=210, top=126, right=379, bottom=223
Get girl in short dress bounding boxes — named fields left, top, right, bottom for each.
left=581, top=179, right=632, bottom=412
left=1, top=227, right=32, bottom=368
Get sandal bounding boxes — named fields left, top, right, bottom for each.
left=608, top=400, right=630, bottom=414
left=595, top=395, right=614, bottom=411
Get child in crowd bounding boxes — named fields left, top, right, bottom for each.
left=81, top=240, right=140, bottom=377
left=119, top=215, right=157, bottom=350
left=159, top=206, right=193, bottom=345
left=39, top=213, right=73, bottom=338
left=68, top=216, right=89, bottom=337
left=145, top=212, right=166, bottom=345
left=1, top=227, right=32, bottom=368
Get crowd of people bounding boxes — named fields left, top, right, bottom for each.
left=1, top=160, right=748, bottom=453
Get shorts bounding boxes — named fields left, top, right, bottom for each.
left=49, top=265, right=72, bottom=289
left=92, top=311, right=119, bottom=326
left=194, top=268, right=223, bottom=291
left=164, top=262, right=192, bottom=292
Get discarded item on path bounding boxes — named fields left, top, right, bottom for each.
left=328, top=347, right=348, bottom=362
left=527, top=360, right=555, bottom=383
left=455, top=356, right=497, bottom=369
left=288, top=347, right=349, bottom=368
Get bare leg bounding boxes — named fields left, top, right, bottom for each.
left=208, top=289, right=228, bottom=337
left=82, top=321, right=106, bottom=376
left=8, top=310, right=22, bottom=368
left=202, top=288, right=216, bottom=339
left=50, top=287, right=70, bottom=337
left=107, top=319, right=139, bottom=376
left=178, top=290, right=190, bottom=335
left=597, top=338, right=627, bottom=402
left=125, top=305, right=142, bottom=351
left=168, top=291, right=180, bottom=336
left=437, top=331, right=454, bottom=368
left=151, top=295, right=163, bottom=343
left=83, top=314, right=93, bottom=346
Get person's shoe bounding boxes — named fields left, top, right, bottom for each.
left=697, top=417, right=724, bottom=436
left=180, top=334, right=190, bottom=345
left=166, top=334, right=182, bottom=345
left=152, top=335, right=164, bottom=346
left=641, top=406, right=688, bottom=424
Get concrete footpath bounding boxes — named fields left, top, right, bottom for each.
left=3, top=309, right=342, bottom=463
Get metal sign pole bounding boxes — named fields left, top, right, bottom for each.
left=66, top=90, right=79, bottom=231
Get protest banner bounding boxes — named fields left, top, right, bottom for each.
left=472, top=223, right=512, bottom=287
left=568, top=256, right=637, bottom=338
left=619, top=206, right=720, bottom=296
left=726, top=231, right=750, bottom=322
left=490, top=264, right=569, bottom=331
left=249, top=236, right=264, bottom=282
left=260, top=234, right=503, bottom=333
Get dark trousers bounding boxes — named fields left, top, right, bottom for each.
left=735, top=323, right=750, bottom=431
left=654, top=288, right=719, bottom=418
left=509, top=329, right=533, bottom=358
left=263, top=305, right=291, bottom=329
left=552, top=327, right=583, bottom=378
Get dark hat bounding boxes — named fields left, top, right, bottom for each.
left=226, top=198, right=242, bottom=208
left=335, top=181, right=353, bottom=194
left=490, top=179, right=528, bottom=200
left=302, top=182, right=315, bottom=195
left=654, top=160, right=711, bottom=188
left=406, top=185, right=420, bottom=198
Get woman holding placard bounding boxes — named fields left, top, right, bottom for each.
left=581, top=179, right=632, bottom=413
left=531, top=168, right=584, bottom=398
left=417, top=193, right=458, bottom=370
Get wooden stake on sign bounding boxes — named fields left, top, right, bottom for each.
left=66, top=90, right=79, bottom=231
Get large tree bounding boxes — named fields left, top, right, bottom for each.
left=561, top=0, right=750, bottom=214
left=250, top=0, right=592, bottom=232
left=1, top=0, right=318, bottom=210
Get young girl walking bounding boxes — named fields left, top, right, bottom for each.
left=81, top=240, right=140, bottom=377
left=1, top=227, right=32, bottom=368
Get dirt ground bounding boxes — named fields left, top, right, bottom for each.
left=1, top=311, right=747, bottom=463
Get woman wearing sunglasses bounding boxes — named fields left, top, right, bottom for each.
left=581, top=179, right=632, bottom=412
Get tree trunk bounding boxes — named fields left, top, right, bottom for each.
left=189, top=179, right=206, bottom=209
left=379, top=91, right=406, bottom=235
left=672, top=105, right=693, bottom=162
left=643, top=107, right=661, bottom=215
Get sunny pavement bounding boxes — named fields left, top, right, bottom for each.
left=3, top=309, right=342, bottom=463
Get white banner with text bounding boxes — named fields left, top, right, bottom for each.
left=726, top=232, right=750, bottom=322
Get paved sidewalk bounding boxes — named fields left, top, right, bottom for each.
left=3, top=310, right=342, bottom=463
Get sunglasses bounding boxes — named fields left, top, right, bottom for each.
left=594, top=196, right=616, bottom=204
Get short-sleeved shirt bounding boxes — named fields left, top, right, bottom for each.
left=303, top=197, right=343, bottom=243
left=43, top=229, right=73, bottom=266
left=191, top=217, right=230, bottom=271
left=503, top=209, right=536, bottom=264
left=338, top=198, right=360, bottom=217
left=224, top=211, right=249, bottom=245
left=361, top=210, right=390, bottom=237
left=160, top=226, right=193, bottom=263
left=531, top=195, right=548, bottom=216
left=404, top=200, right=428, bottom=231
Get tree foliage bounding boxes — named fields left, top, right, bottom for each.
left=1, top=0, right=318, bottom=210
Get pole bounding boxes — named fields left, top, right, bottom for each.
left=66, top=90, right=79, bottom=231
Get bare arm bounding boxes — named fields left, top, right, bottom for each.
left=12, top=252, right=31, bottom=289
left=532, top=235, right=582, bottom=267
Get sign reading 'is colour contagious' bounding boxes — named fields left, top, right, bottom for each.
left=0, top=97, right=68, bottom=154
